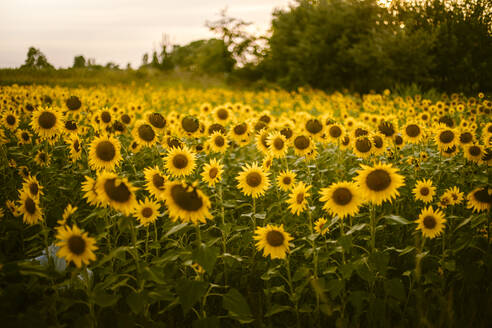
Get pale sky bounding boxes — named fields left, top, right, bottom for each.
left=0, top=0, right=292, bottom=68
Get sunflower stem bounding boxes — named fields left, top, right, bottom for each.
left=370, top=205, right=377, bottom=253
left=153, top=221, right=159, bottom=257
left=196, top=223, right=202, bottom=246
left=285, top=255, right=300, bottom=328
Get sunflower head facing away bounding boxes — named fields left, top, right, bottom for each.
left=254, top=224, right=293, bottom=260
left=56, top=225, right=97, bottom=268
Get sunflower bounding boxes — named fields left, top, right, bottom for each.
left=292, top=134, right=313, bottom=157
left=88, top=135, right=122, bottom=171
left=144, top=166, right=168, bottom=199
left=416, top=206, right=446, bottom=239
left=97, top=108, right=113, bottom=129
left=16, top=129, right=32, bottom=145
left=65, top=95, right=82, bottom=112
left=201, top=158, right=223, bottom=187
left=254, top=224, right=293, bottom=260
left=17, top=190, right=43, bottom=225
left=95, top=172, right=138, bottom=215
left=304, top=118, right=325, bottom=140
left=163, top=181, right=212, bottom=224
left=458, top=130, right=475, bottom=146
left=134, top=197, right=161, bottom=225
left=82, top=176, right=101, bottom=206
left=355, top=162, right=405, bottom=205
left=165, top=146, right=196, bottom=177
left=352, top=136, right=373, bottom=159
left=208, top=131, right=228, bottom=153
left=56, top=225, right=97, bottom=268
left=412, top=179, right=435, bottom=203
left=133, top=120, right=157, bottom=147
left=34, top=150, right=51, bottom=167
left=236, top=162, right=270, bottom=198
left=267, top=131, right=288, bottom=159
left=441, top=145, right=458, bottom=158
left=68, top=135, right=82, bottom=162
left=394, top=134, right=405, bottom=148
left=371, top=133, right=386, bottom=156
left=180, top=115, right=201, bottom=136
left=163, top=135, right=183, bottom=150
left=22, top=175, right=43, bottom=199
left=287, top=182, right=311, bottom=215
left=2, top=110, right=19, bottom=131
left=438, top=194, right=452, bottom=209
left=229, top=121, right=251, bottom=146
left=314, top=218, right=329, bottom=235
left=256, top=129, right=271, bottom=155
left=31, top=107, right=63, bottom=139
left=213, top=106, right=231, bottom=124
left=276, top=170, right=296, bottom=191
left=442, top=186, right=464, bottom=205
left=327, top=123, right=344, bottom=143
left=402, top=122, right=424, bottom=143
left=146, top=112, right=166, bottom=131
left=435, top=128, right=457, bottom=150
left=262, top=155, right=274, bottom=171
left=319, top=181, right=363, bottom=218
left=466, top=187, right=491, bottom=213
left=464, top=144, right=484, bottom=163
left=63, top=118, right=79, bottom=135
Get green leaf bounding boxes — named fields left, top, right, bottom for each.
left=126, top=291, right=146, bottom=314
left=192, top=244, right=219, bottom=273
left=223, top=288, right=254, bottom=324
left=92, top=288, right=119, bottom=307
left=265, top=304, right=293, bottom=317
left=453, top=215, right=474, bottom=232
left=346, top=223, right=367, bottom=235
left=176, top=279, right=209, bottom=315
left=164, top=222, right=189, bottom=237
left=325, top=279, right=344, bottom=298
left=384, top=215, right=410, bottom=225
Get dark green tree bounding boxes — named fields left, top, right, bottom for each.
left=73, top=55, right=86, bottom=68
left=20, top=47, right=54, bottom=69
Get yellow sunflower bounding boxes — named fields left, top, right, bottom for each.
left=287, top=182, right=311, bottom=215
left=254, top=224, right=293, bottom=260
left=256, top=129, right=271, bottom=155
left=352, top=136, right=373, bottom=159
left=88, top=135, right=122, bottom=171
left=464, top=144, right=484, bottom=163
left=2, top=110, right=19, bottom=131
left=22, top=175, right=43, bottom=199
left=402, top=122, right=424, bottom=143
left=208, top=131, right=228, bottom=153
left=82, top=176, right=101, bottom=206
left=276, top=170, right=296, bottom=191
left=34, top=150, right=51, bottom=167
left=17, top=190, right=43, bottom=225
left=326, top=123, right=344, bottom=143
left=267, top=131, right=288, bottom=159
left=229, top=121, right=251, bottom=146
left=134, top=197, right=161, bottom=225
left=319, top=181, right=363, bottom=219
left=165, top=146, right=196, bottom=177
left=435, top=128, right=457, bottom=150
left=236, top=162, right=270, bottom=198
left=68, top=135, right=82, bottom=162
left=143, top=166, right=168, bottom=199
left=412, top=179, right=435, bottom=203
left=163, top=181, right=212, bottom=224
left=16, top=129, right=32, bottom=145
left=466, top=187, right=491, bottom=213
left=31, top=107, right=63, bottom=139
left=416, top=206, right=446, bottom=239
left=95, top=172, right=138, bottom=215
left=56, top=225, right=97, bottom=268
left=314, top=217, right=329, bottom=235
left=201, top=158, right=223, bottom=187
left=355, top=162, right=405, bottom=205
left=133, top=120, right=157, bottom=147
left=442, top=186, right=464, bottom=205
left=292, top=134, right=313, bottom=157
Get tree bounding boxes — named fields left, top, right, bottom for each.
left=141, top=53, right=149, bottom=67
left=20, top=47, right=54, bottom=69
left=73, top=55, right=86, bottom=68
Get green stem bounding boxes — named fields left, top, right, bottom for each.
left=285, top=256, right=300, bottom=328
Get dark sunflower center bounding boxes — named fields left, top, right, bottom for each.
left=468, top=146, right=481, bottom=156
left=378, top=121, right=395, bottom=137
left=26, top=103, right=34, bottom=112
left=273, top=138, right=284, bottom=150
left=459, top=132, right=473, bottom=144
left=168, top=138, right=182, bottom=149
left=266, top=230, right=285, bottom=247
left=217, top=108, right=228, bottom=120
left=373, top=136, right=383, bottom=148
left=29, top=183, right=38, bottom=196
left=38, top=111, right=56, bottom=129
left=25, top=197, right=36, bottom=214
left=366, top=169, right=391, bottom=191
left=282, top=177, right=291, bottom=185
left=246, top=172, right=262, bottom=187
left=329, top=126, right=342, bottom=138
left=39, top=153, right=47, bottom=162
left=68, top=235, right=86, bottom=255
left=121, top=114, right=131, bottom=124
left=73, top=140, right=80, bottom=152
left=423, top=216, right=437, bottom=229
left=439, top=130, right=454, bottom=143
left=406, top=124, right=420, bottom=137
left=149, top=113, right=166, bottom=129
left=420, top=187, right=429, bottom=196
left=354, top=128, right=368, bottom=137
left=6, top=115, right=15, bottom=125
left=333, top=187, right=352, bottom=205
left=152, top=173, right=165, bottom=189
left=142, top=207, right=153, bottom=218
left=66, top=96, right=82, bottom=111
left=208, top=123, right=226, bottom=135
left=170, top=184, right=203, bottom=211
left=21, top=132, right=29, bottom=141
left=101, top=111, right=111, bottom=123
left=280, top=127, right=293, bottom=139
left=444, top=145, right=456, bottom=154
left=172, top=154, right=188, bottom=169
left=306, top=119, right=323, bottom=134
left=355, top=138, right=372, bottom=153
left=342, top=136, right=350, bottom=146
left=65, top=120, right=77, bottom=130
left=103, top=178, right=131, bottom=203
left=296, top=192, right=304, bottom=204
left=294, top=136, right=310, bottom=150
left=96, top=141, right=116, bottom=162
left=209, top=167, right=218, bottom=179
left=395, top=135, right=403, bottom=145
left=438, top=116, right=454, bottom=128
left=474, top=188, right=491, bottom=203
left=182, top=116, right=199, bottom=132
left=214, top=136, right=225, bottom=147
left=138, top=124, right=155, bottom=142
left=233, top=123, right=247, bottom=135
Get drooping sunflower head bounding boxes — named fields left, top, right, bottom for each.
left=378, top=120, right=397, bottom=138
left=236, top=162, right=270, bottom=199
left=88, top=135, right=122, bottom=171
left=466, top=187, right=492, bottom=213
left=355, top=162, right=405, bottom=205
left=95, top=172, right=138, bottom=215
left=163, top=181, right=212, bottom=224
left=147, top=112, right=166, bottom=131
left=180, top=115, right=200, bottom=136
left=319, top=181, right=363, bottom=219
left=253, top=224, right=293, bottom=260
left=134, top=197, right=161, bottom=226
left=276, top=170, right=296, bottom=192
left=165, top=146, right=196, bottom=177
left=412, top=179, right=435, bottom=203
left=31, top=107, right=63, bottom=139
left=304, top=118, right=324, bottom=139
left=56, top=225, right=97, bottom=268
left=82, top=176, right=101, bottom=206
left=201, top=158, right=223, bottom=187
left=416, top=206, right=446, bottom=239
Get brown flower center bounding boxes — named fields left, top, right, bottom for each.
left=366, top=169, right=391, bottom=191
left=468, top=146, right=481, bottom=157
left=38, top=111, right=56, bottom=129
left=439, top=130, right=454, bottom=144
left=217, top=108, right=228, bottom=120
left=121, top=114, right=131, bottom=124
left=172, top=154, right=189, bottom=169
left=103, top=178, right=131, bottom=203
left=101, top=111, right=111, bottom=123
left=6, top=115, right=16, bottom=125
left=296, top=192, right=304, bottom=204
left=66, top=96, right=82, bottom=111
left=25, top=197, right=36, bottom=214
left=170, top=184, right=204, bottom=211
left=306, top=119, right=323, bottom=134
left=355, top=138, right=372, bottom=153
left=149, top=113, right=166, bottom=129
left=29, top=183, right=38, bottom=196
left=405, top=124, right=420, bottom=137
left=332, top=187, right=352, bottom=205
left=182, top=116, right=199, bottom=133
left=142, top=207, right=153, bottom=218
left=329, top=126, right=342, bottom=138
left=423, top=216, right=437, bottom=229
left=273, top=138, right=284, bottom=150
left=420, top=187, right=429, bottom=196
left=214, top=136, right=225, bottom=147
left=378, top=121, right=395, bottom=137
left=294, top=136, right=310, bottom=150
left=208, top=123, right=226, bottom=135
left=68, top=235, right=86, bottom=255
left=73, top=140, right=80, bottom=152
left=280, top=127, right=293, bottom=139
left=152, top=173, right=165, bottom=189
left=138, top=124, right=155, bottom=142
left=233, top=123, right=247, bottom=135
left=246, top=172, right=262, bottom=187
left=459, top=132, right=473, bottom=144
left=95, top=141, right=116, bottom=162
left=373, top=136, right=383, bottom=148
left=474, top=188, right=491, bottom=204
left=282, top=177, right=291, bottom=185
left=354, top=128, right=368, bottom=137
left=209, top=167, right=218, bottom=179
left=266, top=230, right=285, bottom=247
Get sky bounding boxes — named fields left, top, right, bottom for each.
left=0, top=0, right=292, bottom=68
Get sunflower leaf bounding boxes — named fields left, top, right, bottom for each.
left=223, top=288, right=254, bottom=323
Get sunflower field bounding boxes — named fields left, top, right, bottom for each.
left=0, top=85, right=491, bottom=327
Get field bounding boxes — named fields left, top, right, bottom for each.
left=0, top=84, right=491, bottom=327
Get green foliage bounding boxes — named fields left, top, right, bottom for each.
left=20, top=47, right=54, bottom=70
